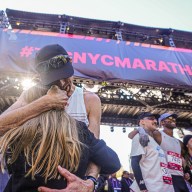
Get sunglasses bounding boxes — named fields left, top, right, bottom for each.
left=36, top=54, right=72, bottom=73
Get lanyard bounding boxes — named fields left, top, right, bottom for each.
left=112, top=179, right=120, bottom=189
left=125, top=178, right=131, bottom=186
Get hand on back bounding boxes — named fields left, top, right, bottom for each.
left=38, top=166, right=94, bottom=192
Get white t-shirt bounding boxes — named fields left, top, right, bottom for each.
left=130, top=134, right=174, bottom=192
left=160, top=131, right=183, bottom=176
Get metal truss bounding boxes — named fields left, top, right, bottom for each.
left=0, top=75, right=191, bottom=128
left=0, top=10, right=9, bottom=28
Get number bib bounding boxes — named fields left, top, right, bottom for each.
left=167, top=151, right=183, bottom=172
left=160, top=162, right=172, bottom=185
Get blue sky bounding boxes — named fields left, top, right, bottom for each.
left=1, top=0, right=191, bottom=172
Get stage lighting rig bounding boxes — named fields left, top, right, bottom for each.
left=0, top=10, right=9, bottom=28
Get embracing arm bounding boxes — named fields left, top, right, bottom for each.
left=36, top=91, right=102, bottom=192
left=152, top=130, right=162, bottom=145
left=128, top=129, right=138, bottom=139
left=38, top=166, right=94, bottom=192
left=0, top=94, right=47, bottom=134
left=62, top=95, right=103, bottom=192
left=129, top=127, right=149, bottom=147
left=85, top=92, right=102, bottom=178
left=0, top=86, right=68, bottom=136
left=86, top=92, right=101, bottom=138
left=131, top=155, right=147, bottom=191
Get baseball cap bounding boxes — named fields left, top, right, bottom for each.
left=137, top=112, right=159, bottom=123
left=158, top=113, right=177, bottom=124
left=183, top=135, right=192, bottom=147
left=35, top=44, right=74, bottom=85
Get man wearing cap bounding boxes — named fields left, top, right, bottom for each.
left=153, top=113, right=189, bottom=192
left=129, top=112, right=189, bottom=192
left=130, top=112, right=174, bottom=192
left=0, top=44, right=102, bottom=192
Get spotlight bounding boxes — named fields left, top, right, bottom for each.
left=110, top=126, right=114, bottom=132
left=66, top=26, right=70, bottom=31
left=21, top=78, right=36, bottom=90
left=154, top=38, right=163, bottom=45
left=16, top=21, right=20, bottom=26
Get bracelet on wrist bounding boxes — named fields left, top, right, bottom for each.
left=84, top=175, right=97, bottom=191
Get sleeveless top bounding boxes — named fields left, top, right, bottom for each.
left=65, top=86, right=89, bottom=126
left=160, top=131, right=183, bottom=176
left=130, top=134, right=174, bottom=192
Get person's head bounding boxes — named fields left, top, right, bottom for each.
left=129, top=173, right=134, bottom=180
left=111, top=173, right=117, bottom=178
left=158, top=113, right=177, bottom=130
left=35, top=44, right=74, bottom=93
left=0, top=85, right=82, bottom=182
left=122, top=171, right=129, bottom=178
left=137, top=112, right=159, bottom=131
left=183, top=135, right=192, bottom=151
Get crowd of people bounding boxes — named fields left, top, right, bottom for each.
left=96, top=171, right=134, bottom=192
left=129, top=112, right=192, bottom=192
left=0, top=44, right=191, bottom=192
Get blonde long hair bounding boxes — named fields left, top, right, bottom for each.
left=0, top=85, right=82, bottom=182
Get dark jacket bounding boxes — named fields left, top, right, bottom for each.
left=4, top=121, right=121, bottom=192
left=121, top=177, right=133, bottom=192
left=96, top=174, right=108, bottom=192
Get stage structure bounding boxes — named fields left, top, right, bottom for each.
left=0, top=9, right=192, bottom=129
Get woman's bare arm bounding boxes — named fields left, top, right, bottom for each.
left=0, top=86, right=68, bottom=136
